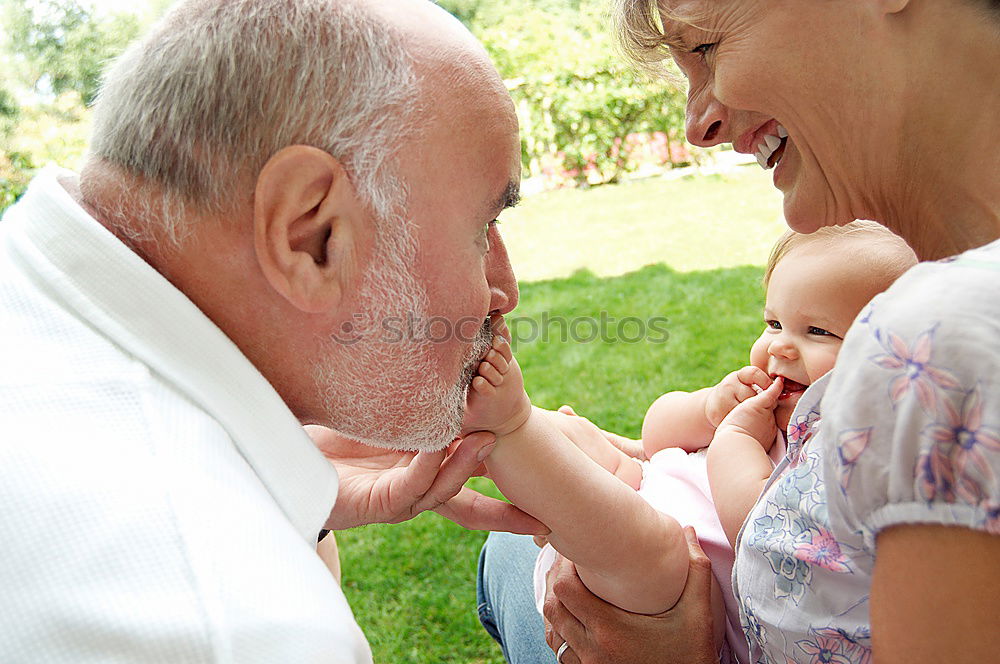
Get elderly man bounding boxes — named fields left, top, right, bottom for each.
left=0, top=0, right=542, bottom=659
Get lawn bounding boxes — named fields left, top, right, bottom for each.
left=337, top=166, right=784, bottom=663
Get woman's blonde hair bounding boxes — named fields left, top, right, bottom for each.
left=611, top=0, right=708, bottom=74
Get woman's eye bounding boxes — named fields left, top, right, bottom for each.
left=766, top=320, right=781, bottom=330
left=691, top=43, right=716, bottom=57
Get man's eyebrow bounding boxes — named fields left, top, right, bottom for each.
left=491, top=180, right=521, bottom=216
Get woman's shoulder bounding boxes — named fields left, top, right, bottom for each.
left=861, top=237, right=1000, bottom=335
left=821, top=239, right=1000, bottom=545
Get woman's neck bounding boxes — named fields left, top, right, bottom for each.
left=869, top=1, right=1000, bottom=261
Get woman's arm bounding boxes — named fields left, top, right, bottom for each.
left=871, top=524, right=1000, bottom=663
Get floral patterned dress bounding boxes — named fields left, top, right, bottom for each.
left=732, top=238, right=1000, bottom=664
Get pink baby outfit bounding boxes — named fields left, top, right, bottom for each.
left=534, top=435, right=787, bottom=664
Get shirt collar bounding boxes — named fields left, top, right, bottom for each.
left=3, top=166, right=339, bottom=543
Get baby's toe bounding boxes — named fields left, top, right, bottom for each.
left=477, top=360, right=504, bottom=387
left=486, top=349, right=510, bottom=373
left=472, top=375, right=497, bottom=396
left=492, top=335, right=513, bottom=362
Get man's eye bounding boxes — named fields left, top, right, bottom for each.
left=480, top=219, right=498, bottom=250
left=691, top=43, right=716, bottom=56
left=808, top=326, right=832, bottom=336
left=766, top=320, right=781, bottom=330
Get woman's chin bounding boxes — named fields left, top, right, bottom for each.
left=780, top=172, right=852, bottom=233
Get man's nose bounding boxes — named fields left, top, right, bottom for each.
left=685, top=88, right=728, bottom=148
left=485, top=227, right=518, bottom=316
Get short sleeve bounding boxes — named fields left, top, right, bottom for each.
left=821, top=252, right=1000, bottom=552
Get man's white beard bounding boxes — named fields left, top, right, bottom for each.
left=313, top=221, right=493, bottom=452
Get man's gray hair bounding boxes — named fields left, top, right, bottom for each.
left=88, top=0, right=419, bottom=243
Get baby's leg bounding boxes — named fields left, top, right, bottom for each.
left=472, top=345, right=641, bottom=488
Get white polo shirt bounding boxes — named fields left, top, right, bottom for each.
left=0, top=168, right=372, bottom=663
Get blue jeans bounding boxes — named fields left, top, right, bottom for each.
left=476, top=532, right=557, bottom=663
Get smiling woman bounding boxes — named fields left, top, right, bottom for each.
left=480, top=0, right=1000, bottom=662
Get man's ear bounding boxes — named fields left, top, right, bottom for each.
left=253, top=146, right=365, bottom=314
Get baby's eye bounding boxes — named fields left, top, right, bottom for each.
left=766, top=320, right=781, bottom=330
left=808, top=326, right=832, bottom=336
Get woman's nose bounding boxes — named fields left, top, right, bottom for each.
left=685, top=90, right=728, bottom=148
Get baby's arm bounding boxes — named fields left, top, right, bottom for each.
left=706, top=377, right=783, bottom=546
left=642, top=367, right=772, bottom=457
left=466, top=339, right=689, bottom=615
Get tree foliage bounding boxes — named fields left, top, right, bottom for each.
left=464, top=0, right=691, bottom=187
left=0, top=84, right=33, bottom=212
left=0, top=0, right=143, bottom=213
left=2, top=0, right=140, bottom=106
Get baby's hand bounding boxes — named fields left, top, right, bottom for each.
left=705, top=366, right=773, bottom=428
left=716, top=377, right=782, bottom=451
left=462, top=334, right=532, bottom=437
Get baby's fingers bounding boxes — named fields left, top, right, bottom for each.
left=737, top=365, right=773, bottom=391
left=732, top=382, right=759, bottom=403
left=752, top=375, right=783, bottom=409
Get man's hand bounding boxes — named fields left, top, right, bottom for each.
left=307, top=426, right=546, bottom=534
left=542, top=527, right=719, bottom=664
left=705, top=366, right=772, bottom=428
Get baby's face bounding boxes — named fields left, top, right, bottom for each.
left=750, top=243, right=886, bottom=427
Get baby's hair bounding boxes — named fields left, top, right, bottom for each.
left=764, top=220, right=917, bottom=288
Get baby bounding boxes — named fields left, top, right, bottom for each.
left=464, top=221, right=917, bottom=661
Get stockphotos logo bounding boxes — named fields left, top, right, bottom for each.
left=331, top=311, right=670, bottom=348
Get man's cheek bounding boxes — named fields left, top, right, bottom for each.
left=456, top=316, right=487, bottom=346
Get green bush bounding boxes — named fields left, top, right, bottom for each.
left=0, top=150, right=33, bottom=213
left=474, top=0, right=693, bottom=186
left=0, top=86, right=32, bottom=214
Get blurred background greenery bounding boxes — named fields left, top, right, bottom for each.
left=0, top=1, right=784, bottom=661
left=0, top=0, right=719, bottom=212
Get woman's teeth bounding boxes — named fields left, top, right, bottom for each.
left=755, top=124, right=789, bottom=170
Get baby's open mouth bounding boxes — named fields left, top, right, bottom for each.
left=777, top=376, right=808, bottom=400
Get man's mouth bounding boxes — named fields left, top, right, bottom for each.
left=777, top=376, right=808, bottom=400
left=755, top=124, right=788, bottom=171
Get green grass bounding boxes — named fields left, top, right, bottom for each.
left=337, top=169, right=782, bottom=663
left=500, top=167, right=786, bottom=281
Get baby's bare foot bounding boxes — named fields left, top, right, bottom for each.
left=464, top=334, right=530, bottom=436
left=471, top=335, right=513, bottom=397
